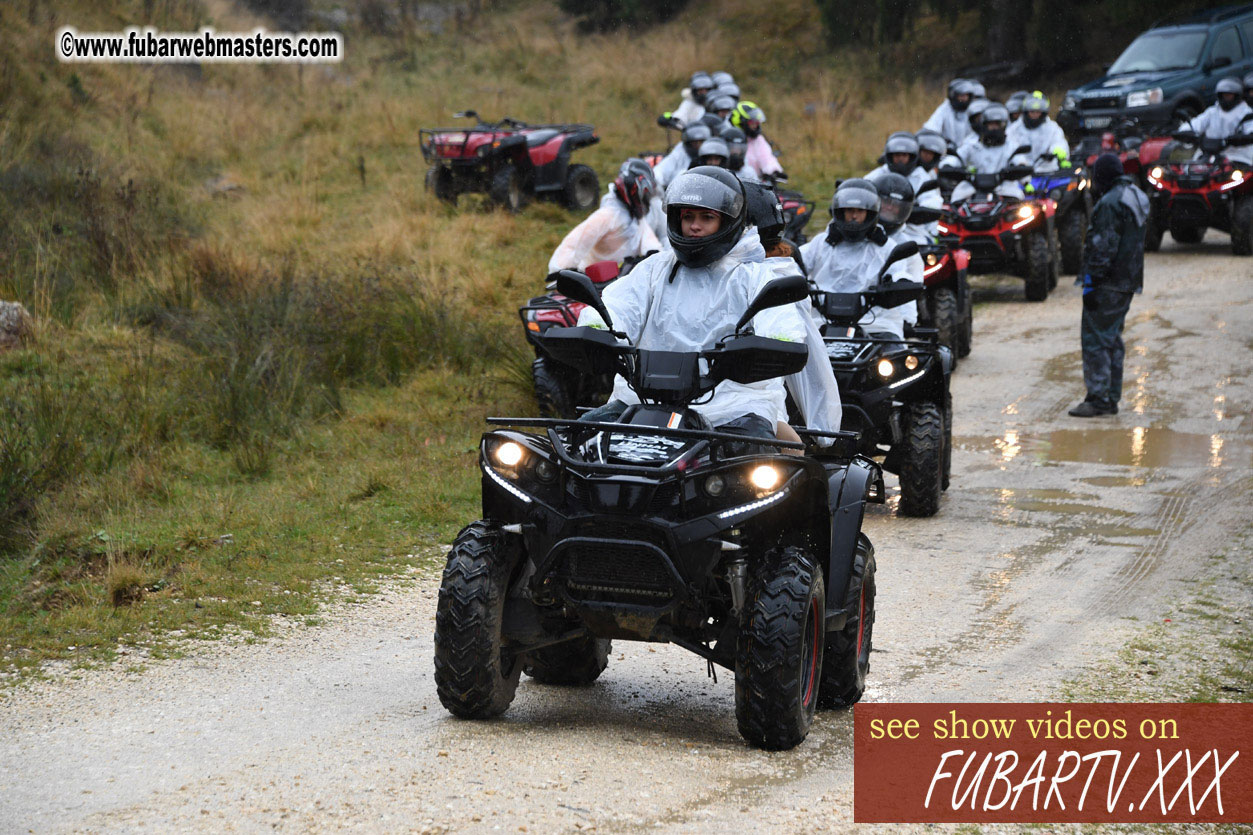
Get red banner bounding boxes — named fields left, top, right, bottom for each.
left=854, top=703, right=1253, bottom=823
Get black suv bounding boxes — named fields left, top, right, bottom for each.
left=1058, top=5, right=1253, bottom=138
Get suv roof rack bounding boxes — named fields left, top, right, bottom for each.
left=1151, top=3, right=1253, bottom=29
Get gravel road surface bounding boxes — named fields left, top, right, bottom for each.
left=2, top=233, right=1251, bottom=834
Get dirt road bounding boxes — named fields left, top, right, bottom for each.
left=2, top=233, right=1250, bottom=834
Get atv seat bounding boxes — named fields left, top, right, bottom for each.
left=525, top=129, right=560, bottom=147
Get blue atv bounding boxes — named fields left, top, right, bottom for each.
left=1028, top=163, right=1093, bottom=275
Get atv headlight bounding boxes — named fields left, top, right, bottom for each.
left=1017, top=205, right=1034, bottom=219
left=905, top=355, right=919, bottom=371
left=749, top=465, right=781, bottom=492
left=704, top=474, right=727, bottom=497
left=877, top=358, right=895, bottom=378
left=925, top=253, right=938, bottom=266
left=1125, top=88, right=1162, bottom=109
left=494, top=441, right=524, bottom=467
left=534, top=459, right=557, bottom=482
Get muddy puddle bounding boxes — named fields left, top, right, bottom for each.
left=960, top=426, right=1252, bottom=469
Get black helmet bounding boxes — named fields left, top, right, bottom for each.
left=612, top=158, right=657, bottom=219
left=742, top=179, right=786, bottom=242
left=695, top=137, right=730, bottom=168
left=867, top=170, right=915, bottom=235
left=681, top=123, right=713, bottom=159
left=710, top=71, right=734, bottom=87
left=690, top=72, right=714, bottom=104
left=1020, top=91, right=1049, bottom=129
left=706, top=95, right=738, bottom=117
left=827, top=178, right=881, bottom=244
left=731, top=101, right=766, bottom=138
left=950, top=79, right=977, bottom=112
left=698, top=112, right=727, bottom=131
left=1245, top=71, right=1253, bottom=105
left=915, top=129, right=947, bottom=166
left=1006, top=90, right=1030, bottom=118
left=883, top=131, right=920, bottom=176
left=981, top=103, right=1010, bottom=146
left=720, top=126, right=747, bottom=171
left=1217, top=76, right=1243, bottom=111
left=664, top=166, right=748, bottom=267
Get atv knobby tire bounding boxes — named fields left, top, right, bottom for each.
left=1023, top=231, right=1051, bottom=301
left=929, top=287, right=960, bottom=366
left=1231, top=198, right=1253, bottom=256
left=942, top=389, right=953, bottom=491
left=735, top=547, right=824, bottom=750
left=524, top=635, right=611, bottom=685
left=817, top=536, right=876, bottom=709
left=1144, top=215, right=1163, bottom=252
left=426, top=165, right=456, bottom=205
left=1047, top=228, right=1061, bottom=290
left=489, top=165, right=526, bottom=213
left=434, top=521, right=521, bottom=718
left=1057, top=208, right=1085, bottom=274
left=532, top=357, right=576, bottom=418
left=562, top=164, right=599, bottom=211
left=1170, top=224, right=1203, bottom=245
left=958, top=274, right=972, bottom=358
left=898, top=401, right=944, bottom=517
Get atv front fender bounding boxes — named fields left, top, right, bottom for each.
left=825, top=456, right=880, bottom=622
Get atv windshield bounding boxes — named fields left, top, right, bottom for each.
left=1108, top=30, right=1206, bottom=74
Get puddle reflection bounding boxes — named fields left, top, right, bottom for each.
left=963, top=427, right=1251, bottom=470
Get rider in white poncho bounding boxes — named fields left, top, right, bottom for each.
left=578, top=167, right=838, bottom=440
left=548, top=159, right=662, bottom=274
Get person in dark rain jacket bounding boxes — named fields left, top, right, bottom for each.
left=1068, top=153, right=1149, bottom=418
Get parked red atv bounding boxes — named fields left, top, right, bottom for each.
left=1144, top=132, right=1253, bottom=255
left=422, top=111, right=600, bottom=212
left=937, top=167, right=1060, bottom=302
left=519, top=260, right=621, bottom=417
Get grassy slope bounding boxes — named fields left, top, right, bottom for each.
left=0, top=0, right=968, bottom=677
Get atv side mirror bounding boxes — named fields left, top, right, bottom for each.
left=734, top=274, right=809, bottom=333
left=453, top=110, right=478, bottom=120
left=915, top=179, right=941, bottom=194
left=1014, top=144, right=1032, bottom=157
left=876, top=242, right=919, bottom=281
left=557, top=270, right=616, bottom=331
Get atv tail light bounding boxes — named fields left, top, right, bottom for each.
left=494, top=441, right=524, bottom=467
left=749, top=465, right=780, bottom=491
left=877, top=358, right=895, bottom=378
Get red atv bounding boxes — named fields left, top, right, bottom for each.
left=917, top=243, right=972, bottom=363
left=1144, top=132, right=1253, bottom=255
left=938, top=164, right=1060, bottom=302
left=518, top=260, right=621, bottom=417
left=422, top=111, right=600, bottom=212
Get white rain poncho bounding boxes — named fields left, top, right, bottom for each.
left=951, top=138, right=1030, bottom=202
left=922, top=100, right=973, bottom=148
left=645, top=194, right=671, bottom=253
left=1226, top=112, right=1253, bottom=166
left=671, top=89, right=705, bottom=128
left=576, top=229, right=806, bottom=428
left=800, top=230, right=921, bottom=341
left=548, top=188, right=662, bottom=273
left=1006, top=116, right=1070, bottom=171
left=653, top=142, right=694, bottom=190
left=744, top=135, right=783, bottom=179
left=762, top=254, right=843, bottom=437
left=1186, top=101, right=1253, bottom=141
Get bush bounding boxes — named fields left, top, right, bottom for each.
left=557, top=0, right=689, bottom=32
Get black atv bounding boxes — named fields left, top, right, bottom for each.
left=435, top=272, right=883, bottom=751
left=812, top=243, right=953, bottom=517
